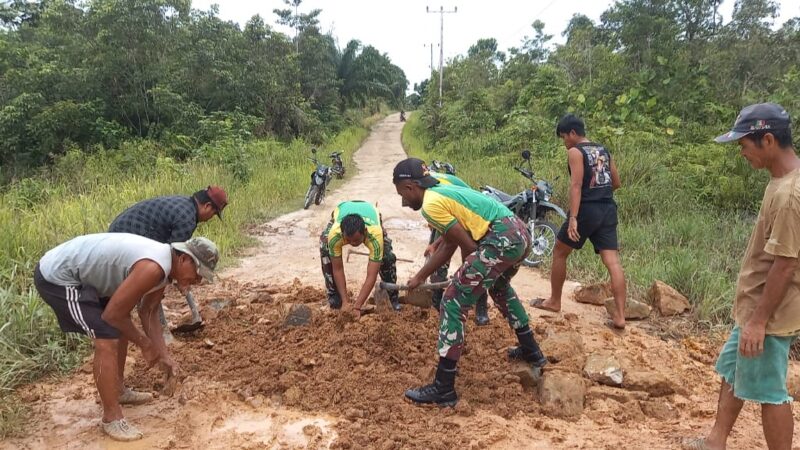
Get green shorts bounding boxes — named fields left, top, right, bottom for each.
left=715, top=326, right=796, bottom=404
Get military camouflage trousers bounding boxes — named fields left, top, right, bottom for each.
left=437, top=216, right=531, bottom=360
left=319, top=220, right=397, bottom=305
left=428, top=229, right=488, bottom=310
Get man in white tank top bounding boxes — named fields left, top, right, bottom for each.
left=34, top=233, right=219, bottom=441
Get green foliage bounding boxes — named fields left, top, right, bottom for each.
left=0, top=0, right=407, bottom=177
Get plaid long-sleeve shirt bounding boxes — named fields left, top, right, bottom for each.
left=108, top=196, right=199, bottom=244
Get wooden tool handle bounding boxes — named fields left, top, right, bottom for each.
left=379, top=281, right=450, bottom=291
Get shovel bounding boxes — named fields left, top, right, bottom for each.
left=372, top=281, right=450, bottom=310
left=171, top=291, right=205, bottom=333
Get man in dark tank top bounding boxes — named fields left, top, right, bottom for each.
left=530, top=114, right=627, bottom=330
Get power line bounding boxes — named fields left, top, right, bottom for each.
left=498, top=0, right=558, bottom=49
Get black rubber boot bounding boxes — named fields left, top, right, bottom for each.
left=507, top=326, right=548, bottom=368
left=431, top=290, right=443, bottom=310
left=389, top=291, right=402, bottom=311
left=327, top=294, right=342, bottom=309
left=474, top=295, right=489, bottom=326
left=404, top=357, right=458, bottom=407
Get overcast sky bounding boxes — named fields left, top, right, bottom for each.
left=192, top=0, right=800, bottom=89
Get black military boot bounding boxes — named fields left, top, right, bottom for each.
left=474, top=295, right=489, bottom=326
left=404, top=357, right=458, bottom=407
left=431, top=289, right=443, bottom=311
left=507, top=326, right=548, bottom=369
left=327, top=293, right=342, bottom=309
left=389, top=290, right=402, bottom=311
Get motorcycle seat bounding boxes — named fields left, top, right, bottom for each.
left=484, top=187, right=514, bottom=203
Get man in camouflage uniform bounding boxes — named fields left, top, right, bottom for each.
left=319, top=200, right=399, bottom=314
left=393, top=158, right=547, bottom=406
left=427, top=167, right=490, bottom=325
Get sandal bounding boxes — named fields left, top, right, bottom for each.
left=529, top=297, right=560, bottom=312
left=681, top=438, right=711, bottom=450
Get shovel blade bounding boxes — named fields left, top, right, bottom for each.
left=400, top=289, right=433, bottom=308
left=172, top=321, right=205, bottom=333
left=372, top=284, right=393, bottom=314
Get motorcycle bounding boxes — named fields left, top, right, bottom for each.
left=400, top=111, right=406, bottom=122
left=430, top=159, right=456, bottom=175
left=303, top=148, right=332, bottom=209
left=480, top=150, right=567, bottom=267
left=330, top=151, right=345, bottom=179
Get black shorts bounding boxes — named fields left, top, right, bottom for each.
left=557, top=202, right=619, bottom=254
left=33, top=264, right=120, bottom=339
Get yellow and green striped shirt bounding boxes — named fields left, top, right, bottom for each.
left=421, top=184, right=513, bottom=241
left=327, top=201, right=384, bottom=262
left=431, top=171, right=471, bottom=189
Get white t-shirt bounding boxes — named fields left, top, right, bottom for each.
left=38, top=233, right=172, bottom=298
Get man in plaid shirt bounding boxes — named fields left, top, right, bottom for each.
left=109, top=186, right=228, bottom=330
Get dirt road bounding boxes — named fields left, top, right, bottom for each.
left=4, top=115, right=781, bottom=449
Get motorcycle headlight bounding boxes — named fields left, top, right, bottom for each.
left=543, top=192, right=551, bottom=202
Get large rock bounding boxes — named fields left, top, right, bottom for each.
left=541, top=331, right=585, bottom=364
left=583, top=353, right=624, bottom=386
left=605, top=298, right=651, bottom=320
left=648, top=280, right=691, bottom=316
left=538, top=371, right=586, bottom=419
left=573, top=283, right=612, bottom=306
left=281, top=303, right=312, bottom=327
left=623, top=370, right=675, bottom=397
left=787, top=361, right=800, bottom=400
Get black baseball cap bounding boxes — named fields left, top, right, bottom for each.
left=392, top=158, right=440, bottom=188
left=714, top=102, right=791, bottom=143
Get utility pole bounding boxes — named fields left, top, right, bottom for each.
left=426, top=5, right=457, bottom=108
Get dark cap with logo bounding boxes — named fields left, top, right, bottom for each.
left=392, top=158, right=440, bottom=188
left=715, top=102, right=791, bottom=143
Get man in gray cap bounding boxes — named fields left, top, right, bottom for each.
left=33, top=234, right=219, bottom=441
left=684, top=103, right=799, bottom=450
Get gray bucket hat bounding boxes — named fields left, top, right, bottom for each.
left=171, top=236, right=219, bottom=282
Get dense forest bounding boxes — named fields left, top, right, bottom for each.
left=0, top=0, right=408, bottom=179
left=413, top=0, right=799, bottom=159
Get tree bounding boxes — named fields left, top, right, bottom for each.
left=273, top=0, right=320, bottom=52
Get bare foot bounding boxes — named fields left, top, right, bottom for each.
left=530, top=297, right=561, bottom=312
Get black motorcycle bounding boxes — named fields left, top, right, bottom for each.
left=480, top=150, right=567, bottom=267
left=304, top=148, right=331, bottom=209
left=330, top=151, right=345, bottom=179
left=430, top=159, right=456, bottom=175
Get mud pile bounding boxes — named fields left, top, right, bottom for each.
left=134, top=280, right=724, bottom=449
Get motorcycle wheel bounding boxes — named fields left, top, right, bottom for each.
left=314, top=185, right=326, bottom=205
left=304, top=185, right=318, bottom=209
left=523, top=220, right=557, bottom=267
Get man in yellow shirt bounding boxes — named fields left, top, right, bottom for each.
left=393, top=158, right=547, bottom=407
left=685, top=103, right=800, bottom=450
left=427, top=167, right=490, bottom=326
left=319, top=200, right=399, bottom=314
